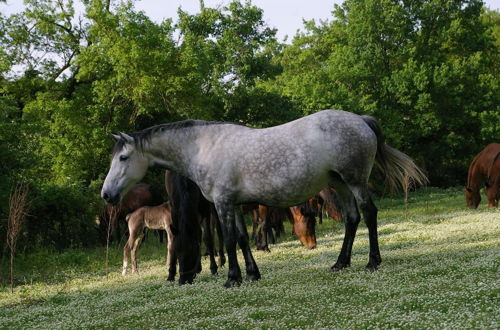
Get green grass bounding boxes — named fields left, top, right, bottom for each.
left=1, top=188, right=499, bottom=329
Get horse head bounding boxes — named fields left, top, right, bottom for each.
left=101, top=132, right=150, bottom=205
left=464, top=187, right=480, bottom=209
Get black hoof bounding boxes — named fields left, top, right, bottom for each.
left=366, top=255, right=382, bottom=271
left=366, top=258, right=381, bottom=272
left=210, top=267, right=218, bottom=276
left=166, top=275, right=175, bottom=282
left=330, top=262, right=350, bottom=272
left=178, top=274, right=195, bottom=285
left=246, top=272, right=261, bottom=282
left=219, top=255, right=226, bottom=268
left=224, top=278, right=242, bottom=288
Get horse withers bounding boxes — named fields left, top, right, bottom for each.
left=122, top=202, right=175, bottom=279
left=101, top=110, right=427, bottom=288
left=465, top=143, right=500, bottom=208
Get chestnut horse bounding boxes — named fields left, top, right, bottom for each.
left=465, top=143, right=500, bottom=208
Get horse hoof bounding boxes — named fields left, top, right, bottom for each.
left=366, top=255, right=382, bottom=271
left=166, top=275, right=175, bottom=282
left=330, top=262, right=350, bottom=272
left=224, top=278, right=242, bottom=288
left=246, top=273, right=261, bottom=282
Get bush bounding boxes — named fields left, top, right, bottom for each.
left=17, top=183, right=101, bottom=252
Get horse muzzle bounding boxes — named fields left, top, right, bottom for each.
left=101, top=190, right=121, bottom=205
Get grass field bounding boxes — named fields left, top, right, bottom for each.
left=0, top=188, right=499, bottom=329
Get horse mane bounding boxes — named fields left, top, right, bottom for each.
left=112, top=120, right=236, bottom=155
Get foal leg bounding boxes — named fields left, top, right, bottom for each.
left=131, top=233, right=143, bottom=274
left=349, top=184, right=382, bottom=271
left=215, top=200, right=242, bottom=288
left=330, top=177, right=361, bottom=272
left=235, top=207, right=260, bottom=282
left=122, top=238, right=133, bottom=276
left=166, top=228, right=177, bottom=281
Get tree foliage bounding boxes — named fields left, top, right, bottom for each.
left=0, top=0, right=498, bottom=250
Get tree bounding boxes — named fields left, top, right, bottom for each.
left=271, top=0, right=499, bottom=186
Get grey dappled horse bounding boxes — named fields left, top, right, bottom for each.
left=101, top=110, right=427, bottom=288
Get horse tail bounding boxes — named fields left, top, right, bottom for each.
left=362, top=115, right=428, bottom=192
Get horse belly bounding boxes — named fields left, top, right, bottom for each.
left=238, top=163, right=330, bottom=207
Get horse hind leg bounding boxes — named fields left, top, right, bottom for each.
left=329, top=174, right=361, bottom=272
left=348, top=184, right=382, bottom=271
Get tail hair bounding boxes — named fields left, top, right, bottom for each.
left=362, top=116, right=429, bottom=192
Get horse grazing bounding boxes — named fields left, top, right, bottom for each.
left=164, top=170, right=225, bottom=284
left=99, top=183, right=164, bottom=245
left=289, top=198, right=320, bottom=249
left=465, top=143, right=500, bottom=208
left=122, top=202, right=173, bottom=276
left=101, top=110, right=427, bottom=288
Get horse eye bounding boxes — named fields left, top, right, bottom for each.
left=119, top=155, right=129, bottom=161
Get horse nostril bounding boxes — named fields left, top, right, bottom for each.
left=102, top=192, right=110, bottom=202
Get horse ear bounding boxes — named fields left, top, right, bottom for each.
left=109, top=133, right=121, bottom=141
left=118, top=132, right=134, bottom=144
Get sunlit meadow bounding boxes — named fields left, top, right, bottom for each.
left=0, top=188, right=498, bottom=329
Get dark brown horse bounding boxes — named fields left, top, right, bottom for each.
left=244, top=204, right=287, bottom=252
left=99, top=183, right=164, bottom=244
left=164, top=170, right=225, bottom=284
left=465, top=143, right=500, bottom=208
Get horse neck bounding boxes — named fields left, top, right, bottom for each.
left=467, top=156, right=483, bottom=190
left=144, top=128, right=202, bottom=179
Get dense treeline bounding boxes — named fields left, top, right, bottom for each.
left=0, top=0, right=498, bottom=251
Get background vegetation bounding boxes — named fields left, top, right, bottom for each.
left=0, top=1, right=499, bottom=255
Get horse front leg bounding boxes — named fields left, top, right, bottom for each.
left=202, top=215, right=218, bottom=275
left=215, top=200, right=242, bottom=288
left=235, top=208, right=261, bottom=282
left=212, top=206, right=226, bottom=268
